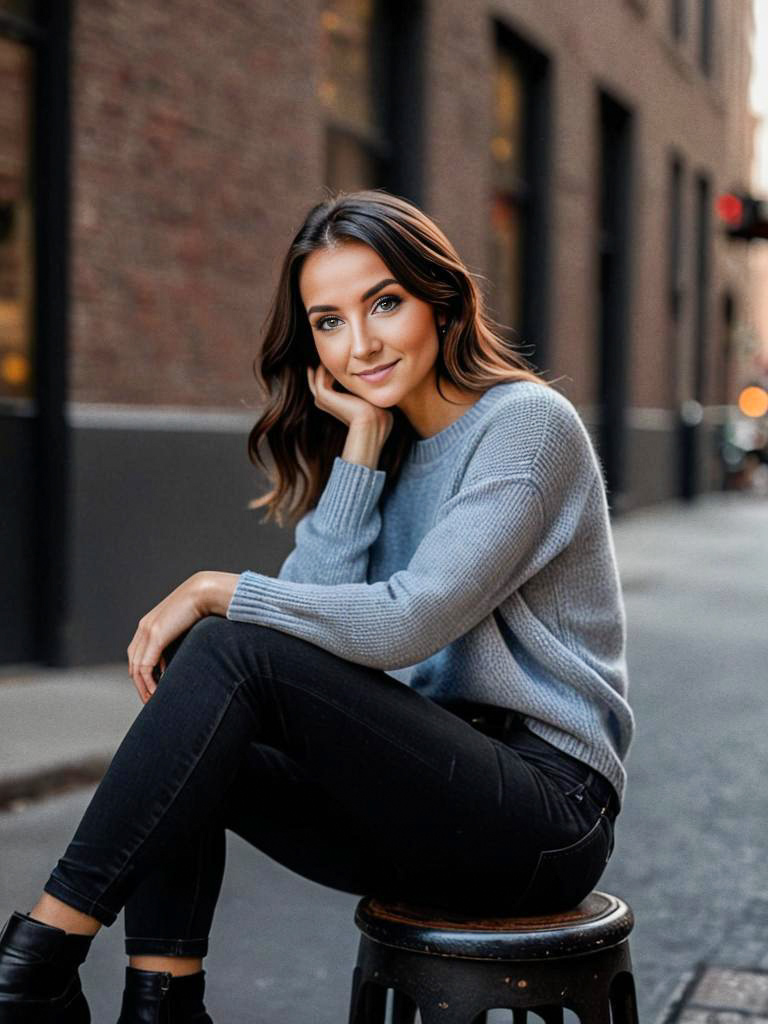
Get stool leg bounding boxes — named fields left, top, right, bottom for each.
left=571, top=998, right=611, bottom=1024
left=391, top=990, right=418, bottom=1024
left=610, top=972, right=639, bottom=1024
left=362, top=981, right=389, bottom=1023
left=348, top=967, right=388, bottom=1024
left=538, top=1009, right=563, bottom=1024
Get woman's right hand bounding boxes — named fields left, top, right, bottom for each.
left=307, top=364, right=394, bottom=443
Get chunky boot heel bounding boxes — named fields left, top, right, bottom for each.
left=0, top=910, right=93, bottom=1023
left=117, top=966, right=213, bottom=1023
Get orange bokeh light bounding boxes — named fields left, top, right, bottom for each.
left=738, top=385, right=768, bottom=418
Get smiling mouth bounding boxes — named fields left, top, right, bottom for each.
left=356, top=360, right=400, bottom=379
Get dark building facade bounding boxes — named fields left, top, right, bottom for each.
left=0, top=0, right=755, bottom=666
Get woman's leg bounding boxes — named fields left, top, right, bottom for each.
left=38, top=615, right=600, bottom=939
left=122, top=821, right=224, bottom=976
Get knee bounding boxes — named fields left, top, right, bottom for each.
left=185, top=614, right=249, bottom=651
left=175, top=616, right=278, bottom=672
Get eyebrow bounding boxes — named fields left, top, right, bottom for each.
left=306, top=278, right=399, bottom=316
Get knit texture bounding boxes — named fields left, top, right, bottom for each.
left=227, top=379, right=634, bottom=801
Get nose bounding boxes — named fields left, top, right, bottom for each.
left=348, top=318, right=382, bottom=362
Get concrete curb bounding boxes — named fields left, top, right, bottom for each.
left=0, top=755, right=111, bottom=812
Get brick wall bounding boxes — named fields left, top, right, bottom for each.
left=67, top=0, right=753, bottom=414
left=69, top=0, right=322, bottom=405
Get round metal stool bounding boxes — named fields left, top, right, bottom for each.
left=347, top=891, right=638, bottom=1024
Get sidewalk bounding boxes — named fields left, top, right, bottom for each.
left=0, top=665, right=138, bottom=810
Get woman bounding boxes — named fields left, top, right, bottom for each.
left=0, top=189, right=634, bottom=1022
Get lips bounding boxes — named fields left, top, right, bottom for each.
left=356, top=359, right=399, bottom=380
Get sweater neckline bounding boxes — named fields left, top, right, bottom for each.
left=407, top=381, right=516, bottom=465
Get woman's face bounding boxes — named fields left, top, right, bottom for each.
left=299, top=241, right=444, bottom=409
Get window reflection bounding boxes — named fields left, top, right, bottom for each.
left=0, top=35, right=34, bottom=400
left=319, top=0, right=384, bottom=191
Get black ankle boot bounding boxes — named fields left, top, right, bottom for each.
left=0, top=910, right=93, bottom=1022
left=117, top=966, right=213, bottom=1023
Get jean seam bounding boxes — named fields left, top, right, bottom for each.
left=43, top=876, right=117, bottom=925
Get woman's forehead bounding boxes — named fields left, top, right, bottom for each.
left=299, top=242, right=392, bottom=301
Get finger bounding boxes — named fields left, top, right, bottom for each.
left=139, top=654, right=157, bottom=696
left=139, top=636, right=161, bottom=696
left=314, top=365, right=336, bottom=397
left=140, top=665, right=156, bottom=698
left=131, top=668, right=150, bottom=703
left=130, top=634, right=153, bottom=701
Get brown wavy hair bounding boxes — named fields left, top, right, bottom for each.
left=247, top=188, right=556, bottom=526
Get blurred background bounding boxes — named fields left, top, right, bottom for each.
left=1, top=0, right=766, bottom=667
left=1, top=3, right=768, bottom=1022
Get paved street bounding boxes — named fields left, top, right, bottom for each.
left=1, top=490, right=766, bottom=1022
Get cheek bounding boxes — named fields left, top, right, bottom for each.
left=314, top=339, right=342, bottom=371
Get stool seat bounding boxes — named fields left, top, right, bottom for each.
left=348, top=890, right=639, bottom=1024
left=355, top=890, right=634, bottom=961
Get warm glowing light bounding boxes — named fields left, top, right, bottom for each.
left=738, top=385, right=768, bottom=418
left=1, top=351, right=28, bottom=386
left=321, top=10, right=341, bottom=31
left=491, top=136, right=513, bottom=162
left=317, top=80, right=336, bottom=105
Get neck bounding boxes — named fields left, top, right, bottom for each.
left=398, top=373, right=482, bottom=440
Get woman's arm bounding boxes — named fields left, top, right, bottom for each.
left=227, top=393, right=601, bottom=671
left=276, top=455, right=386, bottom=585
left=276, top=367, right=390, bottom=584
left=227, top=474, right=591, bottom=670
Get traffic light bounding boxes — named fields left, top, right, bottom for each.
left=716, top=193, right=768, bottom=240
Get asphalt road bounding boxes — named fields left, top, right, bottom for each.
left=1, top=491, right=766, bottom=1023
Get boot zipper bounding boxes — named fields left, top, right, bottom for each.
left=156, top=972, right=172, bottom=1023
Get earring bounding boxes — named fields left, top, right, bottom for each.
left=439, top=323, right=448, bottom=337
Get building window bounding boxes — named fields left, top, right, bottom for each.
left=596, top=90, right=633, bottom=506
left=667, top=154, right=685, bottom=326
left=699, top=0, right=714, bottom=76
left=319, top=0, right=424, bottom=198
left=693, top=173, right=712, bottom=403
left=319, top=1, right=383, bottom=191
left=670, top=0, right=687, bottom=42
left=490, top=47, right=525, bottom=337
left=489, top=26, right=549, bottom=359
left=0, top=34, right=34, bottom=401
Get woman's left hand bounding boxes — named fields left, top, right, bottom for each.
left=127, top=571, right=239, bottom=704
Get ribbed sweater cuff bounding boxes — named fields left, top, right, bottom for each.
left=227, top=570, right=295, bottom=624
left=312, top=456, right=386, bottom=535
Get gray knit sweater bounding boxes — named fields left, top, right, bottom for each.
left=227, top=379, right=634, bottom=802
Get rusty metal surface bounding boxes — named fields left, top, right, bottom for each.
left=355, top=890, right=634, bottom=961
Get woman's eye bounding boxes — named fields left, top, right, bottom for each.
left=375, top=295, right=401, bottom=313
left=315, top=295, right=400, bottom=331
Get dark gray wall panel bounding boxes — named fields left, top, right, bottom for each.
left=65, top=427, right=293, bottom=665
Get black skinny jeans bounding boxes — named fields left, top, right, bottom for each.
left=43, top=617, right=619, bottom=958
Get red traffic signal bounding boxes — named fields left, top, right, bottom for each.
left=716, top=192, right=768, bottom=240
